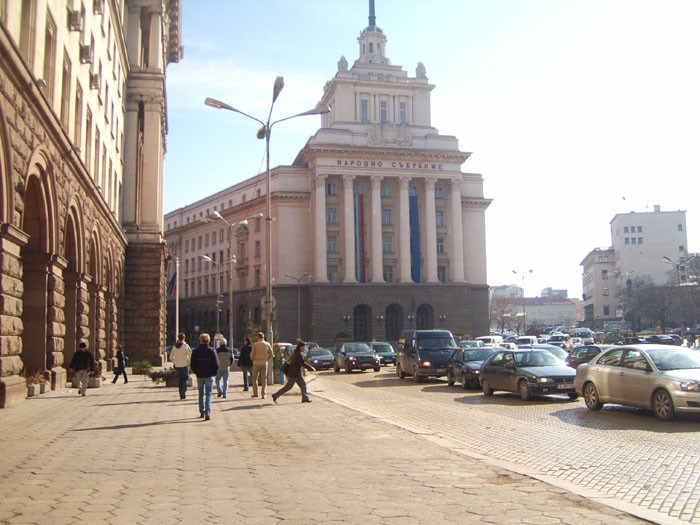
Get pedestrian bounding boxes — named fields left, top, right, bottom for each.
left=111, top=345, right=129, bottom=384
left=190, top=333, right=219, bottom=420
left=272, top=341, right=315, bottom=404
left=215, top=337, right=233, bottom=398
left=238, top=337, right=253, bottom=391
left=68, top=341, right=95, bottom=396
left=250, top=332, right=273, bottom=399
left=170, top=333, right=192, bottom=400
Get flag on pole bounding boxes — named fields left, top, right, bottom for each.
left=167, top=271, right=177, bottom=296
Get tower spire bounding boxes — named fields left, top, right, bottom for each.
left=369, top=0, right=376, bottom=29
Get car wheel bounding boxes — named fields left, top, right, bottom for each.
left=461, top=373, right=469, bottom=390
left=652, top=388, right=675, bottom=421
left=334, top=363, right=339, bottom=373
left=583, top=382, right=603, bottom=410
left=374, top=366, right=380, bottom=372
left=518, top=379, right=531, bottom=401
left=481, top=379, right=493, bottom=396
left=567, top=393, right=579, bottom=400
left=447, top=370, right=455, bottom=387
left=413, top=368, right=423, bottom=383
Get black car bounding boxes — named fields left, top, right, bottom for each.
left=396, top=329, right=459, bottom=383
left=645, top=335, right=681, bottom=346
left=565, top=344, right=613, bottom=369
left=480, top=349, right=578, bottom=400
left=447, top=347, right=498, bottom=389
left=334, top=343, right=381, bottom=373
left=368, top=342, right=397, bottom=366
left=307, top=349, right=334, bottom=370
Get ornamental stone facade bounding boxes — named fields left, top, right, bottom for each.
left=0, top=0, right=181, bottom=408
left=164, top=5, right=491, bottom=348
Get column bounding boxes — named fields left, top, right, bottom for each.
left=342, top=175, right=356, bottom=283
left=314, top=174, right=328, bottom=282
left=424, top=177, right=438, bottom=283
left=450, top=178, right=465, bottom=282
left=398, top=176, right=412, bottom=283
left=370, top=175, right=384, bottom=283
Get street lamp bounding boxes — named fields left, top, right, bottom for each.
left=662, top=256, right=682, bottom=285
left=512, top=269, right=533, bottom=334
left=205, top=79, right=330, bottom=354
left=200, top=255, right=222, bottom=335
left=285, top=272, right=312, bottom=341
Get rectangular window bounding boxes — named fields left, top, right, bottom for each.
left=360, top=99, right=369, bottom=121
left=204, top=233, right=209, bottom=247
left=327, top=236, right=337, bottom=252
left=638, top=237, right=643, bottom=244
left=435, top=186, right=443, bottom=199
left=678, top=224, right=683, bottom=231
left=436, top=210, right=444, bottom=227
left=60, top=51, right=72, bottom=129
left=679, top=245, right=685, bottom=252
left=624, top=238, right=629, bottom=245
left=624, top=226, right=629, bottom=233
left=437, top=266, right=447, bottom=283
left=399, top=102, right=407, bottom=123
left=603, top=305, right=610, bottom=316
left=638, top=226, right=642, bottom=233
left=212, top=231, right=216, bottom=246
left=436, top=237, right=445, bottom=254
left=73, top=85, right=83, bottom=146
left=184, top=259, right=189, bottom=273
left=380, top=101, right=388, bottom=122
left=327, top=182, right=337, bottom=195
left=382, top=236, right=392, bottom=253
left=630, top=226, right=636, bottom=233
left=42, top=13, right=57, bottom=104
left=198, top=236, right=202, bottom=249
left=381, top=184, right=391, bottom=197
left=255, top=240, right=261, bottom=257
left=602, top=287, right=609, bottom=296
left=219, top=229, right=224, bottom=242
left=327, top=207, right=337, bottom=224
left=381, top=209, right=391, bottom=225
left=328, top=265, right=338, bottom=283
left=602, top=269, right=608, bottom=280
left=383, top=265, right=393, bottom=283
left=84, top=108, right=92, bottom=169
left=255, top=268, right=261, bottom=288
left=631, top=237, right=637, bottom=244
left=255, top=217, right=261, bottom=232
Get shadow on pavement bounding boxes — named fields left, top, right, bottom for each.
left=71, top=418, right=196, bottom=431
left=93, top=399, right=177, bottom=407
left=224, top=404, right=271, bottom=411
left=551, top=405, right=700, bottom=431
left=455, top=392, right=576, bottom=407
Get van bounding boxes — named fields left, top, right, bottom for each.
left=569, top=328, right=594, bottom=345
left=475, top=335, right=504, bottom=347
left=515, top=336, right=537, bottom=346
left=396, top=330, right=458, bottom=383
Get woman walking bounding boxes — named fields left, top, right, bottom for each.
left=272, top=342, right=315, bottom=404
left=111, top=345, right=129, bottom=384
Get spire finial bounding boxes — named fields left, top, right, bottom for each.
left=369, top=0, right=376, bottom=28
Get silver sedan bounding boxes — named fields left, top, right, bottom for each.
left=574, top=344, right=700, bottom=421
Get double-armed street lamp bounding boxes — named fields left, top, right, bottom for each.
left=205, top=78, right=329, bottom=352
left=285, top=272, right=312, bottom=341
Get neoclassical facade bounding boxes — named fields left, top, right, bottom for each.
left=165, top=7, right=491, bottom=347
left=0, top=0, right=181, bottom=408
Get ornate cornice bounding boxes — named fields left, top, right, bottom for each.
left=462, top=198, right=492, bottom=210
left=300, top=144, right=470, bottom=164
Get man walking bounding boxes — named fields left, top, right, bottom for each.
left=170, top=333, right=192, bottom=400
left=215, top=337, right=233, bottom=398
left=68, top=341, right=95, bottom=396
left=238, top=337, right=253, bottom=391
left=250, top=332, right=273, bottom=399
left=190, top=333, right=219, bottom=420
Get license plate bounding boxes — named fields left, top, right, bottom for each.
left=437, top=368, right=446, bottom=373
left=558, top=383, right=574, bottom=389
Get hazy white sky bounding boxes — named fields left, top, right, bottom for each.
left=164, top=0, right=700, bottom=299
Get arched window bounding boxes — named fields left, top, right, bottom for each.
left=369, top=42, right=374, bottom=53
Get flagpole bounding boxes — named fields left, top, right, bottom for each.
left=175, top=257, right=180, bottom=342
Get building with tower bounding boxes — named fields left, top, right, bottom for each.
left=0, top=1, right=181, bottom=408
left=164, top=2, right=491, bottom=346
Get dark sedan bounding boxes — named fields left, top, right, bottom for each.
left=480, top=349, right=578, bottom=400
left=334, top=343, right=381, bottom=373
left=645, top=335, right=682, bottom=346
left=447, top=347, right=498, bottom=389
left=565, top=344, right=613, bottom=369
left=307, top=349, right=334, bottom=370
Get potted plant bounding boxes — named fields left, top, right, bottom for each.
left=147, top=368, right=179, bottom=387
left=25, top=372, right=48, bottom=397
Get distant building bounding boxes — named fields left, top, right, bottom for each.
left=491, top=284, right=522, bottom=298
left=541, top=288, right=567, bottom=298
left=492, top=297, right=577, bottom=331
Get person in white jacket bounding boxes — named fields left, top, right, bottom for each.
left=170, top=333, right=192, bottom=399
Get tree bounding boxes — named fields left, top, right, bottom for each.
left=624, top=276, right=673, bottom=332
left=490, top=295, right=516, bottom=333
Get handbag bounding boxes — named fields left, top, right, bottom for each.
left=281, top=362, right=290, bottom=374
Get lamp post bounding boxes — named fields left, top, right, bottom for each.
left=662, top=256, right=682, bottom=285
left=512, top=269, right=532, bottom=334
left=205, top=81, right=329, bottom=355
left=200, top=255, right=222, bottom=335
left=285, top=272, right=312, bottom=341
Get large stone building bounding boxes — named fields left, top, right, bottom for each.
left=164, top=6, right=491, bottom=347
left=0, top=0, right=181, bottom=407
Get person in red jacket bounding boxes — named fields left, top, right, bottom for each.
left=271, top=342, right=315, bottom=404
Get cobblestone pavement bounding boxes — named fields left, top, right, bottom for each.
left=309, top=369, right=700, bottom=525
left=0, top=372, right=648, bottom=524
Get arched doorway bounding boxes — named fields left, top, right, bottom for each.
left=416, top=303, right=434, bottom=330
left=353, top=304, right=372, bottom=341
left=385, top=303, right=403, bottom=341
left=62, top=208, right=82, bottom=372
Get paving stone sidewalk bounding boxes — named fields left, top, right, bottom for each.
left=0, top=373, right=649, bottom=524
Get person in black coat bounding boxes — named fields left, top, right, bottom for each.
left=190, top=333, right=219, bottom=420
left=238, top=337, right=253, bottom=391
left=111, top=345, right=129, bottom=384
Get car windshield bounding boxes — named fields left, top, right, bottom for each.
left=310, top=350, right=332, bottom=357
left=417, top=336, right=456, bottom=350
left=515, top=351, right=561, bottom=367
left=646, top=349, right=700, bottom=371
left=373, top=344, right=394, bottom=353
left=463, top=349, right=495, bottom=361
left=345, top=343, right=372, bottom=354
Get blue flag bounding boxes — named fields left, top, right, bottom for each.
left=167, top=271, right=177, bottom=296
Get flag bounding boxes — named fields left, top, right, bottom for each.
left=167, top=271, right=177, bottom=296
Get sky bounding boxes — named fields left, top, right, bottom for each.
left=164, top=0, right=700, bottom=300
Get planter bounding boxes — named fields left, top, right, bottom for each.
left=27, top=384, right=39, bottom=397
left=39, top=382, right=48, bottom=394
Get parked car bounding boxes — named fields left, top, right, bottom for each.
left=368, top=342, right=397, bottom=366
left=447, top=347, right=499, bottom=389
left=515, top=336, right=538, bottom=346
left=457, top=340, right=484, bottom=348
left=475, top=335, right=504, bottom=347
left=547, top=334, right=572, bottom=351
left=396, top=329, right=459, bottom=382
left=645, top=335, right=681, bottom=346
left=334, top=343, right=381, bottom=373
left=520, top=344, right=569, bottom=361
left=565, top=345, right=613, bottom=369
left=615, top=336, right=647, bottom=345
left=306, top=348, right=334, bottom=370
left=480, top=349, right=578, bottom=400
left=575, top=345, right=700, bottom=421
left=275, top=342, right=295, bottom=359
left=305, top=342, right=321, bottom=352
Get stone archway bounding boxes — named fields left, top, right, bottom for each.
left=416, top=303, right=434, bottom=330
left=62, top=206, right=84, bottom=376
left=353, top=304, right=372, bottom=341
left=385, top=303, right=404, bottom=341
